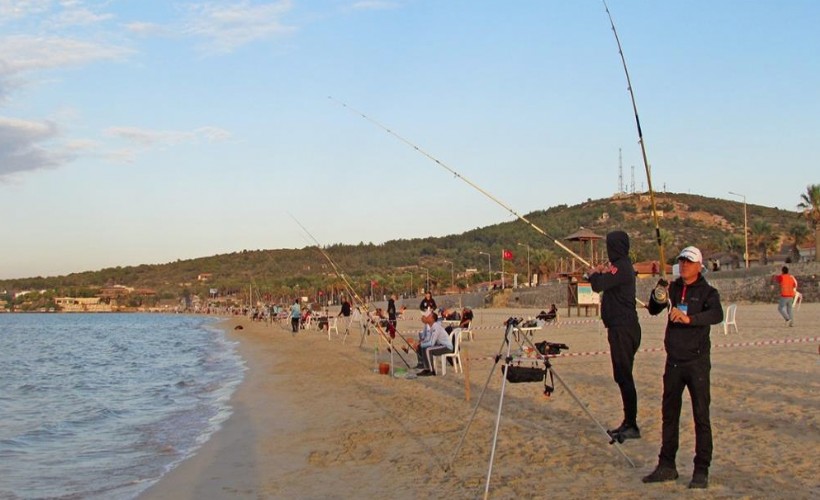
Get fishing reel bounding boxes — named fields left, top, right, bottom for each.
left=651, top=278, right=669, bottom=304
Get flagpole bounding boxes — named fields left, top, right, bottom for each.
left=501, top=249, right=505, bottom=289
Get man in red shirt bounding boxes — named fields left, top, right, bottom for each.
left=772, top=266, right=798, bottom=327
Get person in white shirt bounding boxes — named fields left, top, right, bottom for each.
left=417, top=311, right=453, bottom=377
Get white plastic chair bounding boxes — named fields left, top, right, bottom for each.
left=723, top=304, right=738, bottom=335
left=793, top=291, right=803, bottom=311
left=439, top=329, right=463, bottom=375
left=460, top=321, right=473, bottom=341
left=326, top=316, right=339, bottom=340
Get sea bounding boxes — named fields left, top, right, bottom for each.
left=0, top=313, right=245, bottom=500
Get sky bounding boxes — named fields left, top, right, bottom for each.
left=1, top=1, right=818, bottom=280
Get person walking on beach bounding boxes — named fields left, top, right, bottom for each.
left=772, top=266, right=798, bottom=326
left=587, top=230, right=642, bottom=442
left=290, top=299, right=301, bottom=333
left=643, top=246, right=723, bottom=489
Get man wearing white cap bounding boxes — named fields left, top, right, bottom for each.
left=643, top=246, right=723, bottom=490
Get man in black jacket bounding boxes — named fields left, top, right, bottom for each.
left=588, top=230, right=642, bottom=441
left=642, top=246, right=723, bottom=489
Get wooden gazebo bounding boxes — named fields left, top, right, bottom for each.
left=564, top=227, right=604, bottom=271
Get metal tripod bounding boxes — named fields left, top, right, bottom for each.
left=445, top=319, right=635, bottom=499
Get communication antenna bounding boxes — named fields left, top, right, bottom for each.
left=630, top=165, right=636, bottom=194
left=618, top=148, right=624, bottom=194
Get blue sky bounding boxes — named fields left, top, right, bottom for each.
left=1, top=1, right=818, bottom=279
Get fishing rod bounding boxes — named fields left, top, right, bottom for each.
left=602, top=0, right=667, bottom=278
left=327, top=96, right=593, bottom=269
left=288, top=213, right=417, bottom=368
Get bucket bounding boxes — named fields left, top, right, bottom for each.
left=378, top=362, right=390, bottom=375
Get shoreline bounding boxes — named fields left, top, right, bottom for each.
left=140, top=304, right=819, bottom=499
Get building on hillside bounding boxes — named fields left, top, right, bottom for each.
left=55, top=297, right=115, bottom=312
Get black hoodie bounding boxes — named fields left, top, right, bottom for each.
left=588, top=231, right=639, bottom=328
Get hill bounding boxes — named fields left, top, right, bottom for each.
left=1, top=192, right=807, bottom=311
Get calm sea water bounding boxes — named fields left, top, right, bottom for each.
left=0, top=313, right=245, bottom=500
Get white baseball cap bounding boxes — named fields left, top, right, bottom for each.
left=677, top=246, right=703, bottom=263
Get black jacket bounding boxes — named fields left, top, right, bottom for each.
left=648, top=274, right=723, bottom=363
left=589, top=231, right=639, bottom=328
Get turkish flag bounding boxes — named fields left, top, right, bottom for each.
left=502, top=249, right=513, bottom=261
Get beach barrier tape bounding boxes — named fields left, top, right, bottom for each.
left=395, top=314, right=671, bottom=336
left=465, top=336, right=819, bottom=363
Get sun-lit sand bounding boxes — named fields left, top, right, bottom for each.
left=139, top=302, right=819, bottom=499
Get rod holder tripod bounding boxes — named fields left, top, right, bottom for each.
left=446, top=318, right=635, bottom=499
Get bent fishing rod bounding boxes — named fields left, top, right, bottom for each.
left=603, top=0, right=667, bottom=277
left=328, top=96, right=594, bottom=269
left=288, top=213, right=417, bottom=365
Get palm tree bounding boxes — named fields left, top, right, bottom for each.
left=788, top=224, right=810, bottom=263
left=749, top=220, right=778, bottom=265
left=797, top=184, right=820, bottom=262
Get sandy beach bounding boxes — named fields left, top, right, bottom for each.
left=140, top=303, right=819, bottom=499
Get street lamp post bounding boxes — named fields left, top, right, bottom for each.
left=517, top=242, right=530, bottom=287
left=728, top=191, right=749, bottom=269
left=478, top=252, right=491, bottom=285
left=419, top=267, right=429, bottom=292
left=443, top=260, right=455, bottom=289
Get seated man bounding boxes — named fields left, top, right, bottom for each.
left=459, top=308, right=473, bottom=328
left=418, top=311, right=453, bottom=377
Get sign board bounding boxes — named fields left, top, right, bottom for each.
left=577, top=283, right=600, bottom=305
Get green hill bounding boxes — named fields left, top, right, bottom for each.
left=1, top=192, right=806, bottom=310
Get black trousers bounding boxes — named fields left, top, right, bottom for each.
left=659, top=356, right=712, bottom=471
left=608, top=323, right=641, bottom=426
left=291, top=317, right=299, bottom=332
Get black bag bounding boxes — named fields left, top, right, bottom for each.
left=502, top=365, right=546, bottom=383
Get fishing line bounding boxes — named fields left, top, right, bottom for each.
left=288, top=213, right=417, bottom=367
left=327, top=96, right=592, bottom=268
left=603, top=0, right=667, bottom=276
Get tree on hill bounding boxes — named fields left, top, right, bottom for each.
left=797, top=184, right=820, bottom=262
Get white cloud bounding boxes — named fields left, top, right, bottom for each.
left=0, top=116, right=76, bottom=178
left=125, top=21, right=170, bottom=36
left=0, top=34, right=131, bottom=74
left=183, top=0, right=297, bottom=54
left=104, top=125, right=232, bottom=148
left=350, top=1, right=400, bottom=10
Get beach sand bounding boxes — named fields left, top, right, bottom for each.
left=140, top=303, right=819, bottom=499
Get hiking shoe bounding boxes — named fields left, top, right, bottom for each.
left=789, top=320, right=794, bottom=327
left=688, top=470, right=708, bottom=489
left=607, top=421, right=629, bottom=436
left=618, top=425, right=641, bottom=440
left=642, top=465, right=679, bottom=483
left=417, top=369, right=436, bottom=377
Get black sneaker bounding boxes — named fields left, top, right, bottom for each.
left=417, top=369, right=436, bottom=377
left=688, top=470, right=708, bottom=489
left=618, top=425, right=641, bottom=440
left=607, top=421, right=629, bottom=436
left=642, top=465, right=679, bottom=483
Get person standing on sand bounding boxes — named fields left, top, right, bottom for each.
left=772, top=266, right=798, bottom=326
left=419, top=291, right=436, bottom=313
left=290, top=299, right=301, bottom=333
left=643, top=246, right=723, bottom=490
left=587, top=230, right=642, bottom=442
left=387, top=294, right=398, bottom=336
